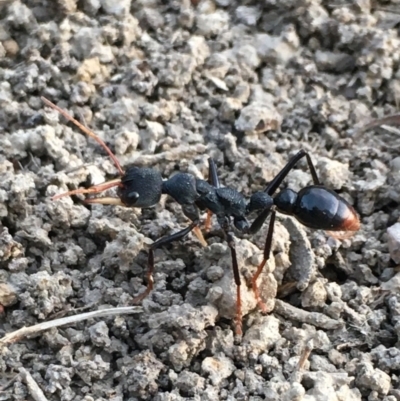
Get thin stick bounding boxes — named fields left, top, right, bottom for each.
left=274, top=299, right=342, bottom=330
left=290, top=339, right=314, bottom=383
left=19, top=368, right=49, bottom=401
left=356, top=114, right=400, bottom=136
left=0, top=306, right=142, bottom=348
left=0, top=375, right=18, bottom=391
left=41, top=97, right=124, bottom=176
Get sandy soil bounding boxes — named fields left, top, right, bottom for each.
left=1, top=1, right=400, bottom=400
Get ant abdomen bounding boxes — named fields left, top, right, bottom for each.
left=275, top=186, right=360, bottom=231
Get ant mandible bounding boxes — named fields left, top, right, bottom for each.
left=42, top=97, right=360, bottom=337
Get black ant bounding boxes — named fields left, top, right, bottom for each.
left=42, top=97, right=360, bottom=337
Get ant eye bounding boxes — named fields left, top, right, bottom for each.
left=127, top=191, right=140, bottom=201
left=118, top=189, right=139, bottom=207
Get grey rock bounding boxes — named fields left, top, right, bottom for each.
left=196, top=10, right=230, bottom=37
left=0, top=282, right=17, bottom=306
left=255, top=27, right=299, bottom=65
left=201, top=353, right=235, bottom=386
left=317, top=157, right=351, bottom=189
left=74, top=354, right=110, bottom=384
left=235, top=102, right=282, bottom=135
left=243, top=315, right=281, bottom=356
left=301, top=279, right=328, bottom=308
left=387, top=223, right=400, bottom=264
left=175, top=370, right=205, bottom=396
left=355, top=361, right=391, bottom=395
left=88, top=321, right=111, bottom=348
left=235, top=6, right=261, bottom=26
left=99, top=0, right=130, bottom=16
left=45, top=365, right=74, bottom=393
left=117, top=351, right=164, bottom=398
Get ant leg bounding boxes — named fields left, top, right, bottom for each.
left=250, top=210, right=276, bottom=313
left=208, top=158, right=221, bottom=188
left=52, top=178, right=122, bottom=200
left=218, top=213, right=243, bottom=336
left=204, top=158, right=220, bottom=232
left=248, top=207, right=271, bottom=235
left=226, top=232, right=243, bottom=337
left=249, top=150, right=320, bottom=234
left=133, top=221, right=198, bottom=304
left=204, top=210, right=213, bottom=232
left=84, top=197, right=125, bottom=206
left=266, top=150, right=320, bottom=196
left=43, top=97, right=128, bottom=204
left=193, top=225, right=207, bottom=247
left=181, top=204, right=207, bottom=246
left=42, top=97, right=124, bottom=176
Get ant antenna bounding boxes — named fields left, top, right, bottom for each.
left=41, top=97, right=124, bottom=176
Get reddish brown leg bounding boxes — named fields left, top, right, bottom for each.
left=250, top=210, right=276, bottom=313
left=204, top=210, right=213, bottom=232
left=42, top=97, right=130, bottom=205
left=132, top=249, right=155, bottom=304
left=52, top=178, right=122, bottom=200
left=234, top=285, right=242, bottom=337
left=193, top=226, right=208, bottom=247
left=42, top=97, right=124, bottom=176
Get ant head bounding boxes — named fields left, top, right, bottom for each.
left=274, top=188, right=297, bottom=215
left=247, top=192, right=273, bottom=214
left=118, top=166, right=163, bottom=208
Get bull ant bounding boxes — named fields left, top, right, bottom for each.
left=42, top=97, right=360, bottom=336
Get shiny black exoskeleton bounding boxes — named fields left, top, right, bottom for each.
left=117, top=150, right=359, bottom=235
left=119, top=161, right=359, bottom=235
left=45, top=93, right=359, bottom=338
left=274, top=186, right=359, bottom=231
left=108, top=150, right=360, bottom=336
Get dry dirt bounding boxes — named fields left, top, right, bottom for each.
left=1, top=1, right=400, bottom=400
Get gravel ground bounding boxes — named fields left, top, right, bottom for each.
left=1, top=1, right=400, bottom=400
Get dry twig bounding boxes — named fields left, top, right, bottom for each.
left=0, top=306, right=142, bottom=348
left=356, top=114, right=400, bottom=136
left=291, top=339, right=314, bottom=383
left=19, top=368, right=49, bottom=401
left=274, top=300, right=342, bottom=330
